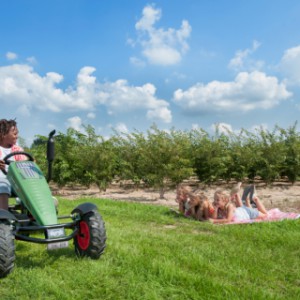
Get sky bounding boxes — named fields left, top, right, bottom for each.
left=1, top=0, right=300, bottom=145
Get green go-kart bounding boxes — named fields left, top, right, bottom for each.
left=0, top=130, right=106, bottom=278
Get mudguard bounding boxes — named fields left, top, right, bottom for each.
left=71, top=202, right=98, bottom=216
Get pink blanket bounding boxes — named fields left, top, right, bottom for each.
left=227, top=208, right=300, bottom=224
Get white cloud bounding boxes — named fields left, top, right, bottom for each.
left=143, top=46, right=181, bottom=66
left=0, top=64, right=172, bottom=124
left=279, top=45, right=300, bottom=85
left=165, top=72, right=187, bottom=84
left=228, top=40, right=264, bottom=72
left=135, top=5, right=161, bottom=31
left=146, top=106, right=172, bottom=123
left=6, top=52, right=18, bottom=60
left=98, top=80, right=172, bottom=123
left=26, top=56, right=37, bottom=64
left=129, top=56, right=146, bottom=67
left=131, top=4, right=192, bottom=66
left=115, top=122, right=129, bottom=133
left=0, top=64, right=72, bottom=112
left=87, top=112, right=96, bottom=119
left=192, top=124, right=199, bottom=130
left=173, top=71, right=292, bottom=113
left=66, top=116, right=82, bottom=131
left=16, top=104, right=30, bottom=116
left=47, top=123, right=56, bottom=130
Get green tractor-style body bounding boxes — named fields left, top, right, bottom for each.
left=8, top=161, right=57, bottom=226
left=0, top=130, right=107, bottom=278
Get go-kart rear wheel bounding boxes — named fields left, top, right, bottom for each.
left=74, top=210, right=106, bottom=259
left=0, top=223, right=15, bottom=278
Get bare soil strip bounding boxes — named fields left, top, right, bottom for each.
left=52, top=181, right=300, bottom=213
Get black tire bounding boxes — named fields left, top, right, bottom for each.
left=74, top=210, right=106, bottom=259
left=0, top=223, right=15, bottom=278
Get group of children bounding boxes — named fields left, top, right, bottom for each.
left=176, top=182, right=268, bottom=224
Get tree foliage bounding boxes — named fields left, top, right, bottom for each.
left=28, top=122, right=300, bottom=193
left=114, top=125, right=194, bottom=198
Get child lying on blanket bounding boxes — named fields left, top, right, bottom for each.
left=176, top=185, right=215, bottom=221
left=210, top=187, right=267, bottom=224
left=188, top=192, right=215, bottom=221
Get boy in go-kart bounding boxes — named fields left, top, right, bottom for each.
left=0, top=119, right=24, bottom=210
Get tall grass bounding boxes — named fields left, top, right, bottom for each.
left=1, top=198, right=300, bottom=299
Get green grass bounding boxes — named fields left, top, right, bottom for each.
left=1, top=198, right=300, bottom=300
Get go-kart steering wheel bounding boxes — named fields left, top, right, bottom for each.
left=1, top=151, right=34, bottom=175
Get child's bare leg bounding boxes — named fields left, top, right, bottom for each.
left=256, top=211, right=267, bottom=219
left=0, top=194, right=9, bottom=210
left=245, top=197, right=251, bottom=208
left=232, top=193, right=243, bottom=207
left=253, top=196, right=267, bottom=214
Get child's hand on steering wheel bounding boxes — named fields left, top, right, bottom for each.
left=0, top=159, right=5, bottom=171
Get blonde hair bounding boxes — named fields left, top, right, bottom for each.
left=176, top=184, right=190, bottom=203
left=213, top=189, right=232, bottom=219
left=176, top=184, right=190, bottom=194
left=213, top=190, right=230, bottom=206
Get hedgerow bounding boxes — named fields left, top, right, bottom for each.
left=27, top=122, right=300, bottom=196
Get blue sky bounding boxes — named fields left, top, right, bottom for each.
left=1, top=0, right=300, bottom=145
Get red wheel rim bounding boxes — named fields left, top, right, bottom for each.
left=77, top=221, right=90, bottom=250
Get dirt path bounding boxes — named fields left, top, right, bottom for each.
left=52, top=181, right=300, bottom=213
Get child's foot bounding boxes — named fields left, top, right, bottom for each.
left=241, top=185, right=252, bottom=205
left=230, top=182, right=242, bottom=196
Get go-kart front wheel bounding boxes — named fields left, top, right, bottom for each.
left=0, top=223, right=15, bottom=278
left=74, top=210, right=106, bottom=259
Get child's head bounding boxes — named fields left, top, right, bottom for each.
left=176, top=185, right=189, bottom=202
left=0, top=119, right=19, bottom=146
left=188, top=192, right=208, bottom=207
left=213, top=190, right=229, bottom=209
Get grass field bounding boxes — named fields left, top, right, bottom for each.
left=1, top=198, right=300, bottom=300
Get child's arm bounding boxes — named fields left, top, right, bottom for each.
left=211, top=205, right=219, bottom=219
left=189, top=206, right=197, bottom=219
left=178, top=201, right=185, bottom=214
left=201, top=201, right=211, bottom=220
left=210, top=204, right=235, bottom=224
left=0, top=160, right=5, bottom=172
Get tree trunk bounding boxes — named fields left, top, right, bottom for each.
left=159, top=186, right=165, bottom=199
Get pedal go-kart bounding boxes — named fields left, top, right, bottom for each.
left=0, top=130, right=106, bottom=278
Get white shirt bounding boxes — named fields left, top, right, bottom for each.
left=0, top=146, right=14, bottom=179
